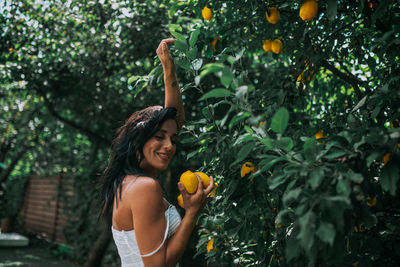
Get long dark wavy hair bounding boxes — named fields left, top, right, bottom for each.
left=100, top=105, right=177, bottom=218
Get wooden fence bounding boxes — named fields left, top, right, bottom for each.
left=20, top=174, right=74, bottom=244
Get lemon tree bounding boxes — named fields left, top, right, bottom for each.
left=142, top=0, right=400, bottom=266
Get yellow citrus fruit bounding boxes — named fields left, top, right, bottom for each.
left=271, top=39, right=282, bottom=54
left=202, top=6, right=213, bottom=21
left=241, top=162, right=256, bottom=178
left=315, top=129, right=327, bottom=139
left=195, top=171, right=211, bottom=188
left=211, top=38, right=220, bottom=52
left=366, top=196, right=377, bottom=207
left=209, top=182, right=218, bottom=198
left=177, top=194, right=184, bottom=208
left=259, top=121, right=265, bottom=127
left=382, top=153, right=390, bottom=165
left=265, top=7, right=280, bottom=24
left=300, top=0, right=318, bottom=21
left=207, top=238, right=218, bottom=252
left=297, top=71, right=304, bottom=82
left=262, top=40, right=272, bottom=52
left=180, top=170, right=198, bottom=194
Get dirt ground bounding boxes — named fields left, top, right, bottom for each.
left=0, top=239, right=81, bottom=267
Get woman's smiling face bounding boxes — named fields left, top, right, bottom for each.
left=139, top=119, right=178, bottom=176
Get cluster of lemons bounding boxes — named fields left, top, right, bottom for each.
left=177, top=170, right=218, bottom=209
left=201, top=0, right=318, bottom=55
left=178, top=170, right=219, bottom=252
left=263, top=0, right=318, bottom=54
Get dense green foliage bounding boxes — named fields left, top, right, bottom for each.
left=1, top=0, right=400, bottom=266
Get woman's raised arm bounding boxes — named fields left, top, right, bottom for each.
left=156, top=38, right=185, bottom=130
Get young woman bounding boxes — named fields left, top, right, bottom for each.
left=100, top=39, right=214, bottom=266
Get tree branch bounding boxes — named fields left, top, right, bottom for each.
left=34, top=87, right=111, bottom=146
left=320, top=59, right=364, bottom=100
left=0, top=145, right=30, bottom=184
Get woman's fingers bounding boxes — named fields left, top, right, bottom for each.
left=204, top=176, right=215, bottom=195
left=177, top=182, right=188, bottom=197
left=162, top=38, right=175, bottom=45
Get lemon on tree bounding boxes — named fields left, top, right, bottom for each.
left=299, top=0, right=318, bottom=21
left=315, top=129, right=327, bottom=139
left=265, top=7, right=280, bottom=24
left=211, top=37, right=220, bottom=52
left=202, top=6, right=213, bottom=21
left=241, top=162, right=256, bottom=178
left=271, top=39, right=282, bottom=54
left=207, top=237, right=218, bottom=252
left=262, top=40, right=272, bottom=52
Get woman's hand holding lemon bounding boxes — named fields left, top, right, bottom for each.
left=177, top=172, right=214, bottom=220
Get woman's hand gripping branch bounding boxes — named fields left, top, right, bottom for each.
left=156, top=38, right=185, bottom=130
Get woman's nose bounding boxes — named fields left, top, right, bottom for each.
left=164, top=138, right=173, bottom=150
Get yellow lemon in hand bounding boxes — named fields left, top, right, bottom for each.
left=180, top=170, right=198, bottom=194
left=271, top=39, right=283, bottom=54
left=299, top=0, right=318, bottom=21
left=263, top=40, right=272, bottom=52
left=177, top=194, right=184, bottom=208
left=265, top=7, right=280, bottom=24
left=195, top=171, right=211, bottom=188
left=202, top=6, right=213, bottom=21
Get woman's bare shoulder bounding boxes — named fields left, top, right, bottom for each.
left=123, top=175, right=163, bottom=206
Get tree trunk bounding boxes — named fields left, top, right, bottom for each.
left=85, top=218, right=112, bottom=267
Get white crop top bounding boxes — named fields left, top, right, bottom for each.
left=111, top=203, right=182, bottom=267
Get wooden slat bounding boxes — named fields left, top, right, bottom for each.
left=20, top=174, right=75, bottom=244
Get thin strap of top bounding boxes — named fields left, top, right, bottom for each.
left=120, top=204, right=171, bottom=257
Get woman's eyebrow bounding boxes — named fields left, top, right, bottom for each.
left=159, top=129, right=178, bottom=137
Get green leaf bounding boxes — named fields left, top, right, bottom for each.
left=127, top=75, right=140, bottom=84
left=270, top=107, right=289, bottom=134
left=229, top=142, right=256, bottom=168
left=170, top=31, right=186, bottom=42
left=199, top=88, right=231, bottom=101
left=324, top=149, right=347, bottom=159
left=187, top=47, right=198, bottom=60
left=348, top=172, right=363, bottom=183
left=200, top=63, right=225, bottom=79
left=229, top=112, right=251, bottom=130
left=275, top=137, right=294, bottom=152
left=336, top=179, right=351, bottom=197
left=297, top=211, right=316, bottom=252
left=220, top=67, right=234, bottom=88
left=316, top=222, right=336, bottom=246
left=351, top=95, right=368, bottom=112
left=175, top=58, right=191, bottom=70
left=303, top=138, right=317, bottom=162
left=192, top=58, right=203, bottom=71
left=283, top=188, right=301, bottom=205
left=174, top=39, right=188, bottom=53
left=189, top=28, right=200, bottom=47
left=326, top=0, right=337, bottom=21
left=285, top=236, right=301, bottom=262
left=380, top=162, right=399, bottom=196
left=168, top=23, right=182, bottom=33
left=309, top=167, right=324, bottom=190
left=261, top=137, right=273, bottom=150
